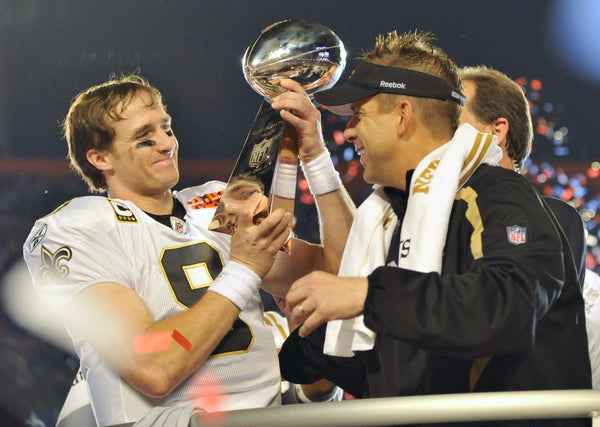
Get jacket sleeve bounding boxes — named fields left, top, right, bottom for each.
left=363, top=170, right=565, bottom=359
left=542, top=196, right=587, bottom=287
left=279, top=324, right=368, bottom=398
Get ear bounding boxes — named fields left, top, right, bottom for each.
left=86, top=148, right=112, bottom=172
left=492, top=118, right=516, bottom=169
left=492, top=117, right=509, bottom=145
left=394, top=100, right=413, bottom=137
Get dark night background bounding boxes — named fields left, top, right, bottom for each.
left=0, top=1, right=599, bottom=425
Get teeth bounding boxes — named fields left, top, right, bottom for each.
left=357, top=149, right=366, bottom=157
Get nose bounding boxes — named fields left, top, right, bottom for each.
left=157, top=132, right=177, bottom=157
left=343, top=116, right=358, bottom=144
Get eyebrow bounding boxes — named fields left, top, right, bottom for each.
left=227, top=180, right=263, bottom=194
left=350, top=98, right=369, bottom=113
left=128, top=115, right=172, bottom=141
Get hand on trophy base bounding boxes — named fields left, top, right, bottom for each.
left=209, top=174, right=269, bottom=234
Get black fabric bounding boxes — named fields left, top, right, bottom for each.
left=279, top=323, right=367, bottom=398
left=383, top=185, right=409, bottom=265
left=144, top=197, right=187, bottom=228
left=542, top=196, right=587, bottom=287
left=279, top=165, right=591, bottom=427
left=313, top=61, right=465, bottom=111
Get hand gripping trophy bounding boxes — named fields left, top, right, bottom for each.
left=209, top=20, right=346, bottom=252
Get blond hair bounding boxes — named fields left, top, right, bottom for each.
left=62, top=74, right=165, bottom=193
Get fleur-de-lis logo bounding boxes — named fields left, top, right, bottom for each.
left=39, top=245, right=72, bottom=282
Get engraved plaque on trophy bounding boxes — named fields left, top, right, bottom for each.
left=209, top=20, right=346, bottom=251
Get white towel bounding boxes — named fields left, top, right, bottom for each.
left=324, top=124, right=502, bottom=356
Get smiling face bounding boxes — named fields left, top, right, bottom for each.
left=87, top=90, right=179, bottom=202
left=343, top=94, right=426, bottom=189
left=343, top=96, right=399, bottom=187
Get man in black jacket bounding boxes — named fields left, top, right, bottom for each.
left=279, top=31, right=592, bottom=426
left=459, top=65, right=587, bottom=286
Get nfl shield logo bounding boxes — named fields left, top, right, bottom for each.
left=506, top=225, right=527, bottom=245
left=170, top=217, right=186, bottom=234
left=249, top=137, right=274, bottom=169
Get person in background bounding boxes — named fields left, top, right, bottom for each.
left=583, top=267, right=600, bottom=389
left=278, top=31, right=592, bottom=426
left=459, top=65, right=599, bottom=391
left=23, top=74, right=354, bottom=426
left=459, top=65, right=587, bottom=285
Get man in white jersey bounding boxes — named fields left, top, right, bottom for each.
left=583, top=268, right=600, bottom=389
left=56, top=309, right=343, bottom=427
left=23, top=74, right=354, bottom=426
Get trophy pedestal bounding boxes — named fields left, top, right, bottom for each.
left=208, top=100, right=298, bottom=254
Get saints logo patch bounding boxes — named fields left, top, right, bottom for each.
left=506, top=225, right=527, bottom=245
left=39, top=245, right=72, bottom=282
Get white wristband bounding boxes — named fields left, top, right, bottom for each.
left=300, top=150, right=341, bottom=195
left=208, top=261, right=261, bottom=310
left=272, top=162, right=298, bottom=199
left=294, top=383, right=344, bottom=403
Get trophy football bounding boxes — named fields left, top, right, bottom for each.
left=209, top=20, right=346, bottom=251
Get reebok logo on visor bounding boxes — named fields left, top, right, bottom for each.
left=380, top=80, right=406, bottom=89
left=314, top=61, right=466, bottom=115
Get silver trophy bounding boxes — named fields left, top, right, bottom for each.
left=243, top=19, right=346, bottom=100
left=209, top=20, right=346, bottom=251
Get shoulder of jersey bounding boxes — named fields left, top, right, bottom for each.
left=42, top=196, right=110, bottom=218
left=40, top=196, right=140, bottom=226
left=24, top=196, right=128, bottom=255
left=468, top=163, right=527, bottom=190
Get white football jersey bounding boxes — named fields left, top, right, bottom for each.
left=584, top=268, right=600, bottom=389
left=23, top=181, right=281, bottom=426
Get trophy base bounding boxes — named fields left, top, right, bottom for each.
left=209, top=100, right=299, bottom=254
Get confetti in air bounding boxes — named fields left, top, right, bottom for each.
left=133, top=331, right=172, bottom=354
left=193, top=377, right=228, bottom=427
left=172, top=329, right=193, bottom=352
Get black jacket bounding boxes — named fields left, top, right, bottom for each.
left=543, top=196, right=587, bottom=286
left=280, top=165, right=591, bottom=426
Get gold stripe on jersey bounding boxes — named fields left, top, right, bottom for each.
left=459, top=133, right=496, bottom=189
left=469, top=356, right=492, bottom=391
left=263, top=311, right=288, bottom=340
left=41, top=199, right=74, bottom=219
left=456, top=186, right=484, bottom=260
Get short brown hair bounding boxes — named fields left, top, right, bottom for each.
left=460, top=65, right=532, bottom=171
left=62, top=73, right=165, bottom=193
left=360, top=30, right=462, bottom=138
